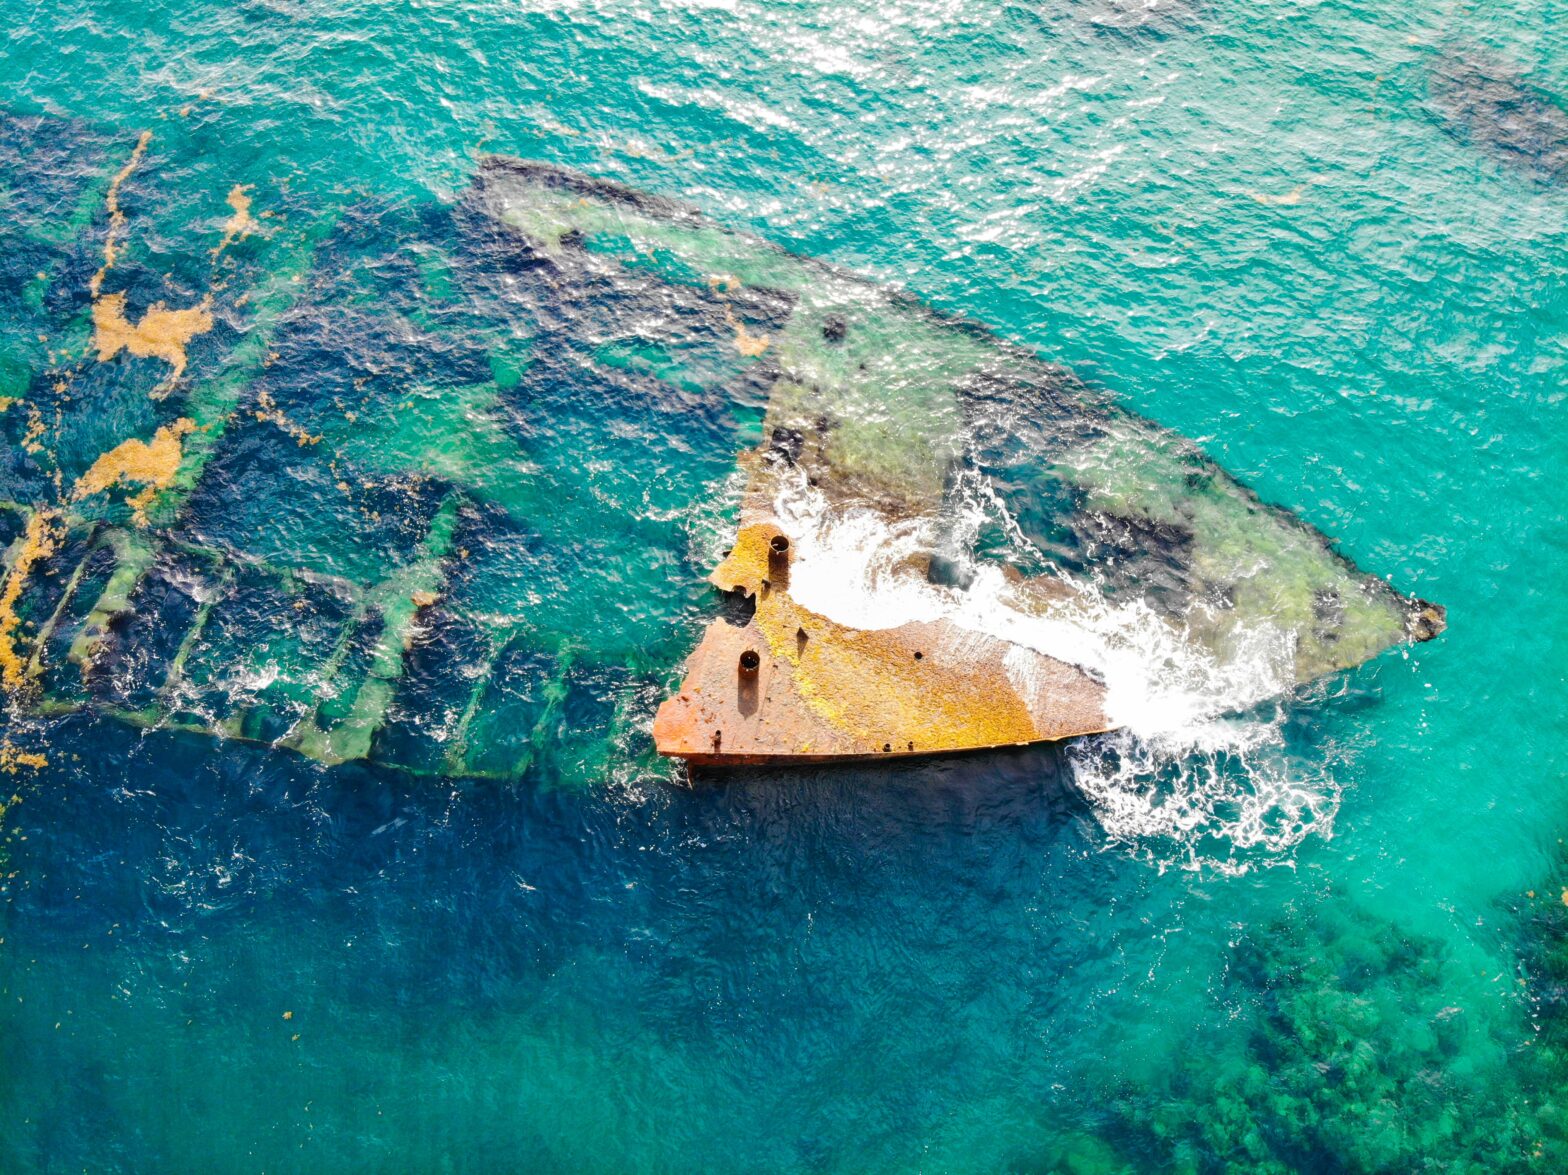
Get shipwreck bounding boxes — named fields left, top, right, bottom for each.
left=0, top=110, right=1442, bottom=777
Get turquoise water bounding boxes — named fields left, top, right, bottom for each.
left=1, top=0, right=1567, bottom=1170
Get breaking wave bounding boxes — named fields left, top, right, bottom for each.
left=768, top=467, right=1346, bottom=873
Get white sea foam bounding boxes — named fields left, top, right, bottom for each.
left=770, top=469, right=1342, bottom=873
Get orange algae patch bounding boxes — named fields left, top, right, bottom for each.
left=20, top=407, right=47, bottom=454
left=86, top=130, right=215, bottom=393
left=0, top=741, right=47, bottom=774
left=89, top=130, right=152, bottom=299
left=253, top=389, right=321, bottom=445
left=732, top=322, right=770, bottom=358
left=723, top=307, right=770, bottom=358
left=92, top=293, right=214, bottom=392
left=74, top=418, right=198, bottom=525
left=1249, top=185, right=1307, bottom=207
left=212, top=184, right=259, bottom=257
left=0, top=512, right=59, bottom=692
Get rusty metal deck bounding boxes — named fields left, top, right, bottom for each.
left=652, top=524, right=1112, bottom=765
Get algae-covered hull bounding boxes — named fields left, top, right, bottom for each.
left=0, top=113, right=763, bottom=781
left=463, top=162, right=1445, bottom=766
left=0, top=111, right=1440, bottom=777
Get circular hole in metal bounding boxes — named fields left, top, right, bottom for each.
left=770, top=534, right=790, bottom=554
left=883, top=742, right=892, bottom=753
left=913, top=651, right=923, bottom=660
left=739, top=650, right=761, bottom=672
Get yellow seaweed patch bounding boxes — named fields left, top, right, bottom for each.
left=253, top=389, right=321, bottom=445
left=0, top=741, right=46, bottom=774
left=0, top=511, right=58, bottom=692
left=92, top=293, right=214, bottom=392
left=89, top=130, right=152, bottom=299
left=212, top=184, right=259, bottom=257
left=74, top=417, right=198, bottom=525
left=21, top=406, right=47, bottom=454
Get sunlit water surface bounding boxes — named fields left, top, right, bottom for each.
left=1, top=0, right=1567, bottom=1170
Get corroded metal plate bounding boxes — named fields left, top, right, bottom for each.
left=653, top=523, right=1111, bottom=765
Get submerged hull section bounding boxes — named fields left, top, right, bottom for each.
left=476, top=161, right=1441, bottom=768
left=0, top=115, right=777, bottom=780
left=0, top=111, right=1442, bottom=777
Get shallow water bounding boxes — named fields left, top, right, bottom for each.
left=1, top=0, right=1566, bottom=1171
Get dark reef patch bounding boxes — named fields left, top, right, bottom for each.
left=1428, top=52, right=1568, bottom=185
left=1104, top=893, right=1566, bottom=1171
left=1080, top=0, right=1203, bottom=38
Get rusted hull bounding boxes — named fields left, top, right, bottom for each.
left=653, top=523, right=1113, bottom=766
left=669, top=743, right=1061, bottom=768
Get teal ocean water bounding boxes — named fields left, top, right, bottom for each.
left=1, top=0, right=1566, bottom=1170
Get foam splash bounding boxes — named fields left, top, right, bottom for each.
left=1064, top=719, right=1342, bottom=874
left=768, top=469, right=1341, bottom=873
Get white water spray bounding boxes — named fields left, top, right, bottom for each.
left=770, top=469, right=1346, bottom=873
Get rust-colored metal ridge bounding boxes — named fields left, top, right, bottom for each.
left=653, top=521, right=1112, bottom=767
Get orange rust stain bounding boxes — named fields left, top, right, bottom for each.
left=754, top=589, right=1041, bottom=748
left=705, top=527, right=1034, bottom=746
left=659, top=521, right=1109, bottom=764
left=709, top=522, right=778, bottom=595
